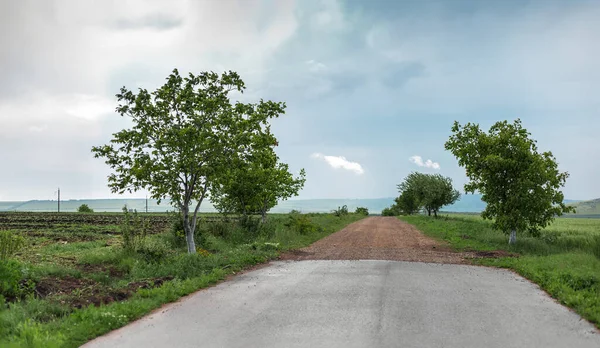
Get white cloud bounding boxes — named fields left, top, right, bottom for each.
left=311, top=153, right=364, bottom=175
left=409, top=155, right=440, bottom=170
left=306, top=59, right=328, bottom=73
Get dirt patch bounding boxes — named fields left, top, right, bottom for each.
left=34, top=275, right=174, bottom=309
left=279, top=217, right=469, bottom=264
left=468, top=250, right=519, bottom=258
left=78, top=263, right=126, bottom=278
left=35, top=276, right=97, bottom=298
left=126, top=276, right=175, bottom=291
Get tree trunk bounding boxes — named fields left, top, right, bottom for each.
left=427, top=208, right=431, bottom=216
left=509, top=229, right=517, bottom=245
left=261, top=199, right=268, bottom=223
left=182, top=207, right=196, bottom=254
left=434, top=210, right=438, bottom=218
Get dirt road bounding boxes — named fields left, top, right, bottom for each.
left=281, top=216, right=467, bottom=263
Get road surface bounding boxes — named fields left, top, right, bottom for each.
left=84, top=217, right=599, bottom=348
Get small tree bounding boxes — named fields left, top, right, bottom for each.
left=92, top=69, right=285, bottom=253
left=445, top=119, right=574, bottom=244
left=394, top=190, right=420, bottom=215
left=77, top=204, right=94, bottom=213
left=212, top=146, right=305, bottom=223
left=397, top=172, right=460, bottom=217
left=355, top=207, right=369, bottom=215
left=333, top=205, right=348, bottom=217
left=120, top=205, right=148, bottom=253
left=381, top=206, right=397, bottom=216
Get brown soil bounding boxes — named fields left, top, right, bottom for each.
left=280, top=217, right=513, bottom=264
left=34, top=275, right=174, bottom=309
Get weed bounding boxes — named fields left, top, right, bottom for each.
left=120, top=206, right=148, bottom=253
left=0, top=231, right=26, bottom=261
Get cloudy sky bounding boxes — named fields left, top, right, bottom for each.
left=1, top=0, right=599, bottom=201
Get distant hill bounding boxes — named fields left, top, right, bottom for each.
left=0, top=195, right=584, bottom=214
left=0, top=194, right=486, bottom=214
left=568, top=198, right=600, bottom=215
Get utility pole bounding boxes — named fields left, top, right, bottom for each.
left=57, top=187, right=60, bottom=213
left=145, top=195, right=148, bottom=213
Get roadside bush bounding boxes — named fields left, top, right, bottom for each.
left=355, top=207, right=369, bottom=216
left=284, top=213, right=320, bottom=235
left=0, top=231, right=26, bottom=261
left=333, top=205, right=348, bottom=217
left=0, top=260, right=34, bottom=301
left=136, top=239, right=171, bottom=263
left=77, top=204, right=94, bottom=213
left=120, top=206, right=148, bottom=253
left=381, top=207, right=395, bottom=216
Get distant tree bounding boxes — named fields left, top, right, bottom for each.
left=381, top=206, right=397, bottom=216
left=212, top=146, right=306, bottom=223
left=355, top=207, right=369, bottom=215
left=397, top=172, right=460, bottom=217
left=445, top=119, right=574, bottom=244
left=77, top=204, right=94, bottom=213
left=92, top=69, right=285, bottom=253
left=394, top=190, right=420, bottom=215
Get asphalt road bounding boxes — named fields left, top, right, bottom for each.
left=84, top=260, right=599, bottom=348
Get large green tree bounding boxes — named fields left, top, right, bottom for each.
left=397, top=172, right=460, bottom=217
left=211, top=145, right=306, bottom=222
left=445, top=119, right=574, bottom=244
left=92, top=69, right=285, bottom=253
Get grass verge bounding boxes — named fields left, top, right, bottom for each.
left=0, top=212, right=364, bottom=347
left=400, top=214, right=600, bottom=328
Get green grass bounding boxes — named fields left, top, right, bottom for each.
left=0, top=212, right=364, bottom=347
left=400, top=214, right=600, bottom=328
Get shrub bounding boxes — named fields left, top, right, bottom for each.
left=284, top=213, right=320, bottom=235
left=77, top=204, right=94, bottom=213
left=120, top=206, right=148, bottom=253
left=355, top=207, right=369, bottom=216
left=333, top=205, right=348, bottom=217
left=136, top=239, right=171, bottom=263
left=381, top=207, right=395, bottom=216
left=0, top=260, right=34, bottom=301
left=0, top=231, right=26, bottom=261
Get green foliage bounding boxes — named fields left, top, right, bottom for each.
left=135, top=239, right=172, bottom=263
left=211, top=145, right=306, bottom=222
left=332, top=205, right=349, bottom=217
left=381, top=207, right=396, bottom=216
left=76, top=204, right=94, bottom=213
left=0, top=260, right=34, bottom=301
left=92, top=68, right=287, bottom=254
left=0, top=231, right=26, bottom=261
left=445, top=119, right=574, bottom=243
left=397, top=172, right=460, bottom=217
left=394, top=190, right=420, bottom=215
left=168, top=212, right=203, bottom=248
left=354, top=207, right=369, bottom=215
left=284, top=213, right=321, bottom=235
left=120, top=206, right=148, bottom=253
